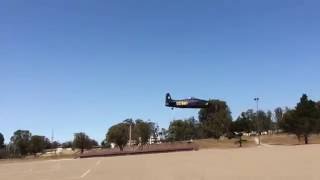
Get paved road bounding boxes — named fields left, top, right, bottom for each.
left=1, top=145, right=320, bottom=180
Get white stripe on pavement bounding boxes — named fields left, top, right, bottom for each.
left=80, top=169, right=91, bottom=178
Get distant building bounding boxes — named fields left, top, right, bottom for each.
left=149, top=135, right=161, bottom=144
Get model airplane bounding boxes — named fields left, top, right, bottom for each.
left=165, top=93, right=209, bottom=109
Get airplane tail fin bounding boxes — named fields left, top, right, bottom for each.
left=165, top=93, right=172, bottom=106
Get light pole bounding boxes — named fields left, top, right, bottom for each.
left=129, top=124, right=132, bottom=146
left=254, top=97, right=261, bottom=145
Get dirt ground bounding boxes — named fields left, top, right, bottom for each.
left=260, top=134, right=320, bottom=145
left=1, top=144, right=320, bottom=180
left=195, top=134, right=320, bottom=149
left=194, top=136, right=256, bottom=149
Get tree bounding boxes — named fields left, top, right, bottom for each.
left=280, top=94, right=320, bottom=144
left=280, top=109, right=302, bottom=141
left=159, top=128, right=168, bottom=142
left=295, top=94, right=320, bottom=143
left=148, top=121, right=158, bottom=142
left=257, top=111, right=273, bottom=132
left=90, top=139, right=99, bottom=147
left=0, top=133, right=4, bottom=148
left=199, top=100, right=232, bottom=139
left=123, top=119, right=135, bottom=145
left=231, top=112, right=254, bottom=133
left=50, top=141, right=61, bottom=149
left=123, top=118, right=134, bottom=126
left=43, top=138, right=51, bottom=149
left=73, top=132, right=93, bottom=153
left=317, top=101, right=320, bottom=132
left=168, top=117, right=201, bottom=141
left=62, top=141, right=73, bottom=148
left=231, top=109, right=274, bottom=137
left=29, top=136, right=47, bottom=155
left=133, top=119, right=153, bottom=146
left=188, top=117, right=205, bottom=139
left=107, top=123, right=129, bottom=151
left=10, top=130, right=32, bottom=156
left=101, top=139, right=111, bottom=148
left=274, top=107, right=283, bottom=132
left=168, top=120, right=189, bottom=141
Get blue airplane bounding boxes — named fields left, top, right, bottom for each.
left=165, top=93, right=209, bottom=109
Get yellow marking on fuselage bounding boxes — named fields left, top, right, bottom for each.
left=176, top=101, right=189, bottom=106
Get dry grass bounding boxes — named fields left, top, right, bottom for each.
left=194, top=137, right=256, bottom=149
left=0, top=150, right=78, bottom=164
left=261, top=134, right=320, bottom=145
left=194, top=134, right=320, bottom=149
left=39, top=153, right=77, bottom=160
left=79, top=143, right=197, bottom=158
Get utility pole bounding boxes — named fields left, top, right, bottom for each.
left=51, top=129, right=56, bottom=154
left=129, top=124, right=132, bottom=146
left=51, top=129, right=54, bottom=143
left=254, top=97, right=261, bottom=145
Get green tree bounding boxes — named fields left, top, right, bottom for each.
left=232, top=109, right=273, bottom=136
left=317, top=101, right=320, bottom=109
left=43, top=138, right=51, bottom=149
left=90, top=139, right=99, bottom=147
left=50, top=141, right=61, bottom=149
left=274, top=107, right=283, bottom=132
left=10, top=130, right=32, bottom=156
left=148, top=121, right=158, bottom=142
left=295, top=94, right=320, bottom=144
left=133, top=119, right=152, bottom=146
left=73, top=132, right=93, bottom=153
left=0, top=133, right=4, bottom=148
left=199, top=100, right=232, bottom=139
left=29, top=136, right=47, bottom=155
left=168, top=117, right=201, bottom=141
left=168, top=120, right=188, bottom=141
left=280, top=94, right=320, bottom=144
left=317, top=101, right=320, bottom=132
left=231, top=112, right=253, bottom=133
left=257, top=111, right=273, bottom=132
left=159, top=128, right=168, bottom=142
left=188, top=117, right=205, bottom=139
left=280, top=109, right=302, bottom=141
left=62, top=141, right=73, bottom=148
left=101, top=139, right=111, bottom=148
left=123, top=118, right=134, bottom=126
left=107, top=123, right=129, bottom=151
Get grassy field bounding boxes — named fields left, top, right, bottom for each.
left=260, top=134, right=320, bottom=145
left=0, top=149, right=78, bottom=164
left=195, top=134, right=320, bottom=149
left=194, top=136, right=256, bottom=149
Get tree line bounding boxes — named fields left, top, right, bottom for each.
left=0, top=119, right=156, bottom=157
left=166, top=94, right=320, bottom=145
left=105, top=119, right=157, bottom=151
left=166, top=100, right=274, bottom=141
left=0, top=130, right=98, bottom=158
left=105, top=94, right=320, bottom=150
left=1, top=94, right=320, bottom=157
left=280, top=94, right=320, bottom=144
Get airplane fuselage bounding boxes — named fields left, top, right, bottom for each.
left=165, top=94, right=209, bottom=109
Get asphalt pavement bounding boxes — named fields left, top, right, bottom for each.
left=1, top=145, right=320, bottom=180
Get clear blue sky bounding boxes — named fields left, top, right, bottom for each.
left=1, top=0, right=320, bottom=143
